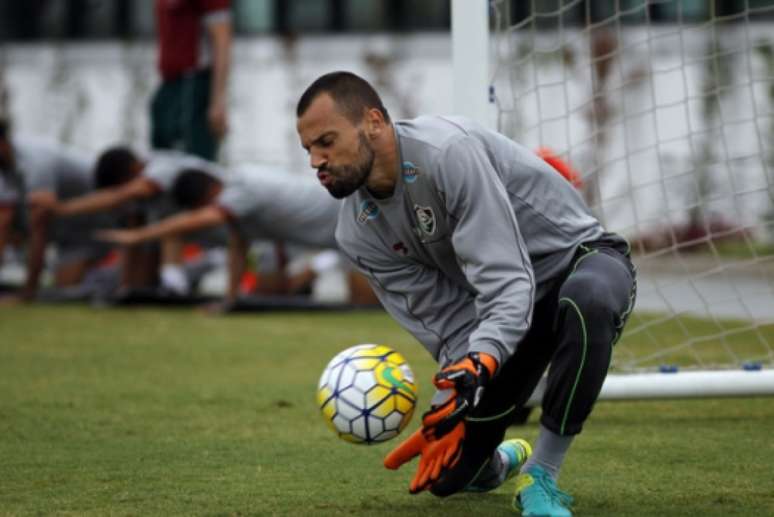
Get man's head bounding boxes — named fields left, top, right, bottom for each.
left=172, top=169, right=223, bottom=209
left=296, top=71, right=390, bottom=199
left=94, top=147, right=142, bottom=189
left=0, top=119, right=14, bottom=172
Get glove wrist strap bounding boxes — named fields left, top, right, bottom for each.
left=468, top=351, right=498, bottom=379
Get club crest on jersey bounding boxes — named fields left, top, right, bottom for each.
left=393, top=241, right=408, bottom=255
left=414, top=204, right=436, bottom=235
left=357, top=200, right=380, bottom=224
left=402, top=161, right=420, bottom=184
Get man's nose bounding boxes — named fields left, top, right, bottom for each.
left=310, top=151, right=327, bottom=170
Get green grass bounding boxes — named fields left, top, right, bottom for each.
left=631, top=239, right=774, bottom=260
left=1, top=306, right=773, bottom=516
left=616, top=311, right=774, bottom=370
left=707, top=240, right=774, bottom=259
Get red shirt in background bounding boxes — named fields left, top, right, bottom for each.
left=155, top=0, right=231, bottom=81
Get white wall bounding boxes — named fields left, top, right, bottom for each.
left=1, top=34, right=453, bottom=175
left=2, top=28, right=772, bottom=241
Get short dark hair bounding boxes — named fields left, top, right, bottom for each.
left=172, top=169, right=220, bottom=208
left=94, top=147, right=138, bottom=189
left=296, top=71, right=390, bottom=124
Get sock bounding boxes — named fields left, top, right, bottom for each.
left=521, top=424, right=574, bottom=480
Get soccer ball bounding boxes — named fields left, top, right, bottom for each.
left=316, top=344, right=417, bottom=444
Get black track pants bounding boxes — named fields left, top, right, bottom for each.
left=430, top=241, right=636, bottom=496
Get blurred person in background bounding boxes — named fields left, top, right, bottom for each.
left=51, top=146, right=227, bottom=295
left=96, top=164, right=378, bottom=308
left=0, top=120, right=115, bottom=302
left=0, top=120, right=24, bottom=275
left=152, top=0, right=232, bottom=161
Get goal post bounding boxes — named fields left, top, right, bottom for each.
left=453, top=0, right=774, bottom=400
left=526, top=369, right=774, bottom=406
left=451, top=0, right=494, bottom=129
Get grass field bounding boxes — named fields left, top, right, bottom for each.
left=1, top=305, right=773, bottom=516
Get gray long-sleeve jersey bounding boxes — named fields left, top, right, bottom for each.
left=335, top=116, right=607, bottom=367
left=10, top=136, right=113, bottom=247
left=14, top=136, right=94, bottom=200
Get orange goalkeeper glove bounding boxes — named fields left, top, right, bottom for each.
left=382, top=352, right=497, bottom=494
left=421, top=352, right=498, bottom=440
left=384, top=421, right=466, bottom=494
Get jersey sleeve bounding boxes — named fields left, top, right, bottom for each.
left=434, top=135, right=536, bottom=366
left=336, top=222, right=479, bottom=365
left=216, top=183, right=255, bottom=222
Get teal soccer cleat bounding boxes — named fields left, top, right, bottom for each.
left=513, top=465, right=574, bottom=517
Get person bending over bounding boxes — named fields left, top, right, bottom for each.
left=296, top=71, right=636, bottom=517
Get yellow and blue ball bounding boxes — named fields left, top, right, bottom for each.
left=317, top=344, right=417, bottom=444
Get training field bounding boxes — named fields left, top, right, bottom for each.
left=1, top=306, right=773, bottom=516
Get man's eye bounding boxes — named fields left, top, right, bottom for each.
left=320, top=138, right=333, bottom=147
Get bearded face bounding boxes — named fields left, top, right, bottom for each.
left=297, top=92, right=384, bottom=199
left=317, top=131, right=375, bottom=199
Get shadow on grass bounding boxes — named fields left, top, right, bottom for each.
left=308, top=491, right=515, bottom=517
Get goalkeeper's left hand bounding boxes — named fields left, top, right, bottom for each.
left=384, top=423, right=465, bottom=494
left=421, top=352, right=498, bottom=440
left=382, top=352, right=498, bottom=494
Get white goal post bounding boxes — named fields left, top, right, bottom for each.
left=451, top=0, right=774, bottom=401
left=451, top=0, right=495, bottom=129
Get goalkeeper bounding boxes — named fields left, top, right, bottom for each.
left=296, top=72, right=637, bottom=517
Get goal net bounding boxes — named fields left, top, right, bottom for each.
left=485, top=0, right=774, bottom=397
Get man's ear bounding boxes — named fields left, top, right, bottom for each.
left=366, top=108, right=386, bottom=137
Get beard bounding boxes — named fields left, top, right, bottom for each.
left=320, top=132, right=375, bottom=199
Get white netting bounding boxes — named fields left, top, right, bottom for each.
left=490, top=0, right=774, bottom=372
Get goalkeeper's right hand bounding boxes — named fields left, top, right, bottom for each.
left=421, top=352, right=497, bottom=440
